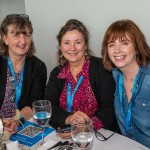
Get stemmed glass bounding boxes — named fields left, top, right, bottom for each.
left=71, top=118, right=94, bottom=150
left=32, top=100, right=52, bottom=145
left=0, top=119, right=3, bottom=140
left=0, top=119, right=5, bottom=149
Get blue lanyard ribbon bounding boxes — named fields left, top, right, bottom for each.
left=119, top=73, right=138, bottom=132
left=67, top=75, right=83, bottom=112
left=7, top=57, right=24, bottom=108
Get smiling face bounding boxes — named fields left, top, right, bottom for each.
left=60, top=30, right=87, bottom=67
left=107, top=34, right=138, bottom=71
left=2, top=25, right=32, bottom=58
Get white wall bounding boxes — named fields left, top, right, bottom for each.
left=0, top=0, right=25, bottom=21
left=2, top=0, right=150, bottom=74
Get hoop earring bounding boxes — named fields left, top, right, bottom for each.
left=85, top=49, right=88, bottom=56
left=60, top=54, right=63, bottom=58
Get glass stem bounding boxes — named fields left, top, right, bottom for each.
left=41, top=127, right=45, bottom=145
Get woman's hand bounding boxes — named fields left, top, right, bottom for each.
left=65, top=111, right=89, bottom=125
left=2, top=119, right=18, bottom=135
left=20, top=106, right=33, bottom=120
left=58, top=111, right=89, bottom=139
left=59, top=131, right=71, bottom=139
left=56, top=127, right=71, bottom=139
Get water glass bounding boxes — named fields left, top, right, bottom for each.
left=71, top=118, right=94, bottom=150
left=32, top=100, right=52, bottom=145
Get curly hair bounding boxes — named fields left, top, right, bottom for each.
left=101, top=19, right=150, bottom=71
left=0, top=14, right=36, bottom=57
left=57, top=19, right=93, bottom=67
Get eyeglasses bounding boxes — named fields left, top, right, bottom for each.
left=95, top=128, right=119, bottom=141
left=6, top=14, right=29, bottom=20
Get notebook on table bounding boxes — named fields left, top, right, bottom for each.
left=10, top=121, right=54, bottom=147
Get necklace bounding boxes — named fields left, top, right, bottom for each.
left=128, top=78, right=134, bottom=82
left=128, top=79, right=133, bottom=92
left=124, top=78, right=134, bottom=93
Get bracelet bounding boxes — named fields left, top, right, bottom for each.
left=19, top=115, right=25, bottom=126
left=65, top=115, right=72, bottom=125
left=20, top=114, right=23, bottom=119
left=65, top=122, right=69, bottom=126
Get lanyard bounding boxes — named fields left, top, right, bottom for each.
left=7, top=57, right=24, bottom=108
left=118, top=73, right=138, bottom=132
left=67, top=75, right=83, bottom=112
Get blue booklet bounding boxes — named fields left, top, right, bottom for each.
left=10, top=121, right=54, bottom=147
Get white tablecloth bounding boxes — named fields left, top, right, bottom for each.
left=38, top=128, right=149, bottom=150
left=7, top=119, right=149, bottom=150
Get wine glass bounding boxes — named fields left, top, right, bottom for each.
left=0, top=119, right=6, bottom=149
left=0, top=119, right=3, bottom=140
left=0, top=119, right=3, bottom=142
left=71, top=118, right=94, bottom=150
left=32, top=100, right=52, bottom=145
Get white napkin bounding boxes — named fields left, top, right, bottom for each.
left=6, top=141, right=21, bottom=150
left=37, top=139, right=58, bottom=150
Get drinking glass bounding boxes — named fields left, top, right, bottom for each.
left=71, top=118, right=94, bottom=150
left=32, top=100, right=52, bottom=145
left=0, top=119, right=6, bottom=150
left=0, top=119, right=3, bottom=140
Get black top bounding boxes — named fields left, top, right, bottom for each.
left=0, top=55, right=47, bottom=110
left=45, top=56, right=117, bottom=130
